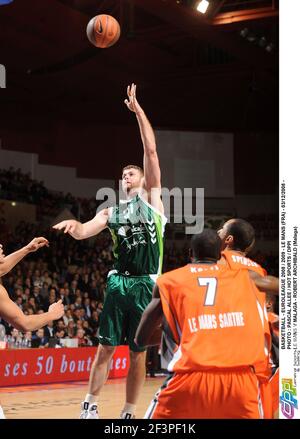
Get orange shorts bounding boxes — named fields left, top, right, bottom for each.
left=271, top=368, right=279, bottom=417
left=260, top=368, right=279, bottom=419
left=145, top=369, right=264, bottom=419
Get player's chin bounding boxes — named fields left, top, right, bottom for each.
left=122, top=184, right=131, bottom=192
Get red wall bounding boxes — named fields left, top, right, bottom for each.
left=0, top=346, right=129, bottom=386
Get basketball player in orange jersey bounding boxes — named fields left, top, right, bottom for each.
left=217, top=218, right=266, bottom=275
left=53, top=84, right=166, bottom=420
left=0, top=239, right=64, bottom=419
left=135, top=229, right=279, bottom=419
left=217, top=218, right=279, bottom=418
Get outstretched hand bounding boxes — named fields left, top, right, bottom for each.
left=25, top=237, right=49, bottom=253
left=124, top=83, right=143, bottom=114
left=48, top=300, right=65, bottom=320
left=53, top=220, right=77, bottom=235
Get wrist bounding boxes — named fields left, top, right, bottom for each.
left=135, top=109, right=145, bottom=117
left=47, top=311, right=54, bottom=321
left=23, top=246, right=31, bottom=255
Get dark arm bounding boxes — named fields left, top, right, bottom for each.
left=249, top=271, right=279, bottom=296
left=134, top=283, right=163, bottom=348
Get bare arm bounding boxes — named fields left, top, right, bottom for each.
left=0, top=237, right=49, bottom=277
left=134, top=283, right=163, bottom=348
left=53, top=209, right=109, bottom=240
left=249, top=271, right=279, bottom=296
left=125, top=84, right=162, bottom=210
left=0, top=285, right=64, bottom=332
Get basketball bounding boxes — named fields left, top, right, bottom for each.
left=86, top=14, right=120, bottom=48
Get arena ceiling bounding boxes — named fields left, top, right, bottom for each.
left=0, top=0, right=279, bottom=131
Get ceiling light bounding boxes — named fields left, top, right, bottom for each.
left=265, top=43, right=275, bottom=53
left=240, top=28, right=249, bottom=38
left=196, top=0, right=210, bottom=14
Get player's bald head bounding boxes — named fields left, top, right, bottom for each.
left=191, top=229, right=222, bottom=262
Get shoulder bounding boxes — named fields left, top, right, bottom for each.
left=218, top=253, right=229, bottom=266
left=139, top=189, right=164, bottom=215
left=95, top=208, right=109, bottom=222
left=158, top=266, right=188, bottom=284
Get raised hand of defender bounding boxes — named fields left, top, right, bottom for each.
left=48, top=300, right=65, bottom=320
left=25, top=237, right=49, bottom=253
left=53, top=220, right=77, bottom=235
left=124, top=83, right=143, bottom=114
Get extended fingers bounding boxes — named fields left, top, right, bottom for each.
left=53, top=222, right=65, bottom=230
left=64, top=223, right=72, bottom=234
left=127, top=83, right=136, bottom=98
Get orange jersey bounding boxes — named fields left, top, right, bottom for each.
left=222, top=249, right=267, bottom=276
left=157, top=264, right=268, bottom=373
left=221, top=249, right=271, bottom=360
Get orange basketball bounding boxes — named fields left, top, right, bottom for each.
left=86, top=14, right=120, bottom=48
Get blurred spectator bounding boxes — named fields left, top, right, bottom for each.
left=88, top=311, right=100, bottom=333
left=31, top=328, right=48, bottom=348
left=23, top=331, right=32, bottom=348
left=66, top=320, right=76, bottom=338
left=62, top=309, right=74, bottom=327
left=76, top=328, right=92, bottom=347
left=44, top=321, right=55, bottom=339
left=83, top=298, right=92, bottom=319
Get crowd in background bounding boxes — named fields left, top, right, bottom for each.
left=0, top=167, right=279, bottom=375
left=0, top=220, right=113, bottom=349
left=0, top=167, right=97, bottom=222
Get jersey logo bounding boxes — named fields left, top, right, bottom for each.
left=146, top=219, right=157, bottom=244
left=118, top=226, right=130, bottom=237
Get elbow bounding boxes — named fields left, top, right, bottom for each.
left=0, top=267, right=8, bottom=277
left=146, top=146, right=157, bottom=156
left=14, top=322, right=27, bottom=332
left=13, top=318, right=29, bottom=332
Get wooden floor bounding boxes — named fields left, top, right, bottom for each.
left=0, top=377, right=165, bottom=419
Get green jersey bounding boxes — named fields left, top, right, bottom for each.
left=107, top=195, right=167, bottom=276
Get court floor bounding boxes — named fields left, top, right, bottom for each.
left=0, top=377, right=165, bottom=419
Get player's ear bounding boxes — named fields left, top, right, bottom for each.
left=225, top=235, right=234, bottom=246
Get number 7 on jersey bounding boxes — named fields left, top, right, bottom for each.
left=198, top=277, right=217, bottom=306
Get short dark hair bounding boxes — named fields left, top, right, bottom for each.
left=122, top=165, right=144, bottom=175
left=191, top=229, right=222, bottom=261
left=226, top=219, right=255, bottom=252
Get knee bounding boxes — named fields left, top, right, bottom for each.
left=94, top=345, right=116, bottom=366
left=129, top=350, right=146, bottom=367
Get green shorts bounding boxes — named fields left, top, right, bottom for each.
left=98, top=272, right=155, bottom=352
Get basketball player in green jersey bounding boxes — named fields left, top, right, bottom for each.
left=53, top=84, right=166, bottom=419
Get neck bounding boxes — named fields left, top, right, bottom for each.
left=225, top=246, right=246, bottom=256
left=192, top=257, right=218, bottom=264
left=125, top=188, right=140, bottom=200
